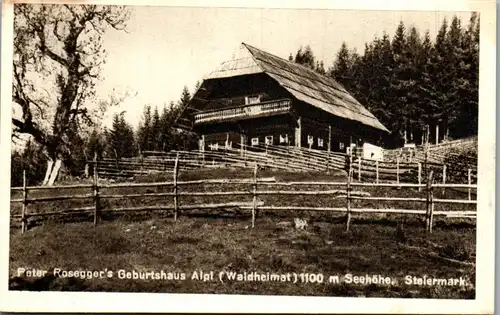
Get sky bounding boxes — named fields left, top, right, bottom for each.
left=94, top=6, right=474, bottom=128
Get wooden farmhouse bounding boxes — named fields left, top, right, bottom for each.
left=175, top=43, right=389, bottom=155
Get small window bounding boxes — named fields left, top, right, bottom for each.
left=318, top=138, right=324, bottom=147
left=265, top=136, right=273, bottom=145
left=339, top=142, right=345, bottom=150
left=245, top=95, right=261, bottom=105
left=307, top=135, right=314, bottom=145
left=251, top=137, right=259, bottom=146
left=279, top=134, right=288, bottom=144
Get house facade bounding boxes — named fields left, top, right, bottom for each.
left=175, top=43, right=389, bottom=154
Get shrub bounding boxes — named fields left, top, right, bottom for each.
left=11, top=141, right=48, bottom=187
left=438, top=239, right=470, bottom=261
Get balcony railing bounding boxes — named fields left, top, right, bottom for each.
left=194, top=99, right=291, bottom=125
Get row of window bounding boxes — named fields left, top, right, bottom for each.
left=203, top=135, right=346, bottom=150
left=248, top=135, right=339, bottom=148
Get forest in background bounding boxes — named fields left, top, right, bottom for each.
left=12, top=13, right=479, bottom=186
left=12, top=85, right=198, bottom=186
left=291, top=14, right=479, bottom=147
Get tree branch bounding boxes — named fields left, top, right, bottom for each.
left=35, top=29, right=69, bottom=68
left=12, top=118, right=47, bottom=146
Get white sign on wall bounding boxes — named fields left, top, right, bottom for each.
left=307, top=135, right=314, bottom=145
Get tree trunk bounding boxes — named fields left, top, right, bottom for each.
left=42, top=159, right=54, bottom=186
left=47, top=159, right=62, bottom=186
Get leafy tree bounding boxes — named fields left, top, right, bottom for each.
left=331, top=42, right=351, bottom=78
left=158, top=104, right=174, bottom=151
left=315, top=61, right=326, bottom=75
left=294, top=45, right=315, bottom=69
left=137, top=105, right=153, bottom=152
left=193, top=81, right=201, bottom=93
left=178, top=86, right=191, bottom=108
left=355, top=32, right=394, bottom=137
left=415, top=30, right=435, bottom=143
left=151, top=106, right=161, bottom=151
left=330, top=42, right=361, bottom=92
left=443, top=16, right=465, bottom=136
left=11, top=139, right=48, bottom=186
left=454, top=13, right=479, bottom=138
left=106, top=112, right=135, bottom=159
left=348, top=14, right=477, bottom=145
left=12, top=4, right=130, bottom=185
left=175, top=87, right=198, bottom=150
left=428, top=18, right=449, bottom=139
left=86, top=128, right=105, bottom=160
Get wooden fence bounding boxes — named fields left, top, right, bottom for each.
left=12, top=156, right=477, bottom=234
left=86, top=144, right=477, bottom=186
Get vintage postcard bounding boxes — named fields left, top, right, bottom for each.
left=0, top=0, right=495, bottom=313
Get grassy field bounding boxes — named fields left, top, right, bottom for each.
left=9, top=168, right=476, bottom=298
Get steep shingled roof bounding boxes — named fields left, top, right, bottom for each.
left=205, top=43, right=389, bottom=133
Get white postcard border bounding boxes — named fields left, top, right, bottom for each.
left=0, top=0, right=495, bottom=313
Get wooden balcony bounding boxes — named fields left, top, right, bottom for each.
left=194, top=99, right=292, bottom=125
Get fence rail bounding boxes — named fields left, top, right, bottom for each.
left=12, top=155, right=477, bottom=234
left=86, top=144, right=478, bottom=187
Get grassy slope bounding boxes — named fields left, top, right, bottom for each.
left=9, top=168, right=476, bottom=298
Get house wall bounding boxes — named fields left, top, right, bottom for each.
left=202, top=115, right=296, bottom=149
left=244, top=116, right=295, bottom=147
left=201, top=116, right=354, bottom=154
left=205, top=74, right=291, bottom=110
left=195, top=74, right=384, bottom=153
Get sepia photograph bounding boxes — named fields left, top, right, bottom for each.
left=0, top=0, right=495, bottom=313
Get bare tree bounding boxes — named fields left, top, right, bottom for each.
left=12, top=4, right=131, bottom=185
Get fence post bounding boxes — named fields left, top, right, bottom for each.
left=21, top=170, right=27, bottom=233
left=346, top=153, right=352, bottom=232
left=202, top=144, right=206, bottom=166
left=418, top=163, right=422, bottom=191
left=357, top=157, right=361, bottom=181
left=114, top=149, right=119, bottom=173
left=252, top=163, right=258, bottom=228
left=442, top=164, right=446, bottom=195
left=468, top=168, right=472, bottom=200
left=425, top=170, right=434, bottom=232
left=396, top=157, right=400, bottom=185
left=327, top=126, right=332, bottom=173
left=376, top=160, right=379, bottom=184
left=93, top=153, right=99, bottom=227
left=173, top=153, right=179, bottom=221
left=429, top=178, right=435, bottom=234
